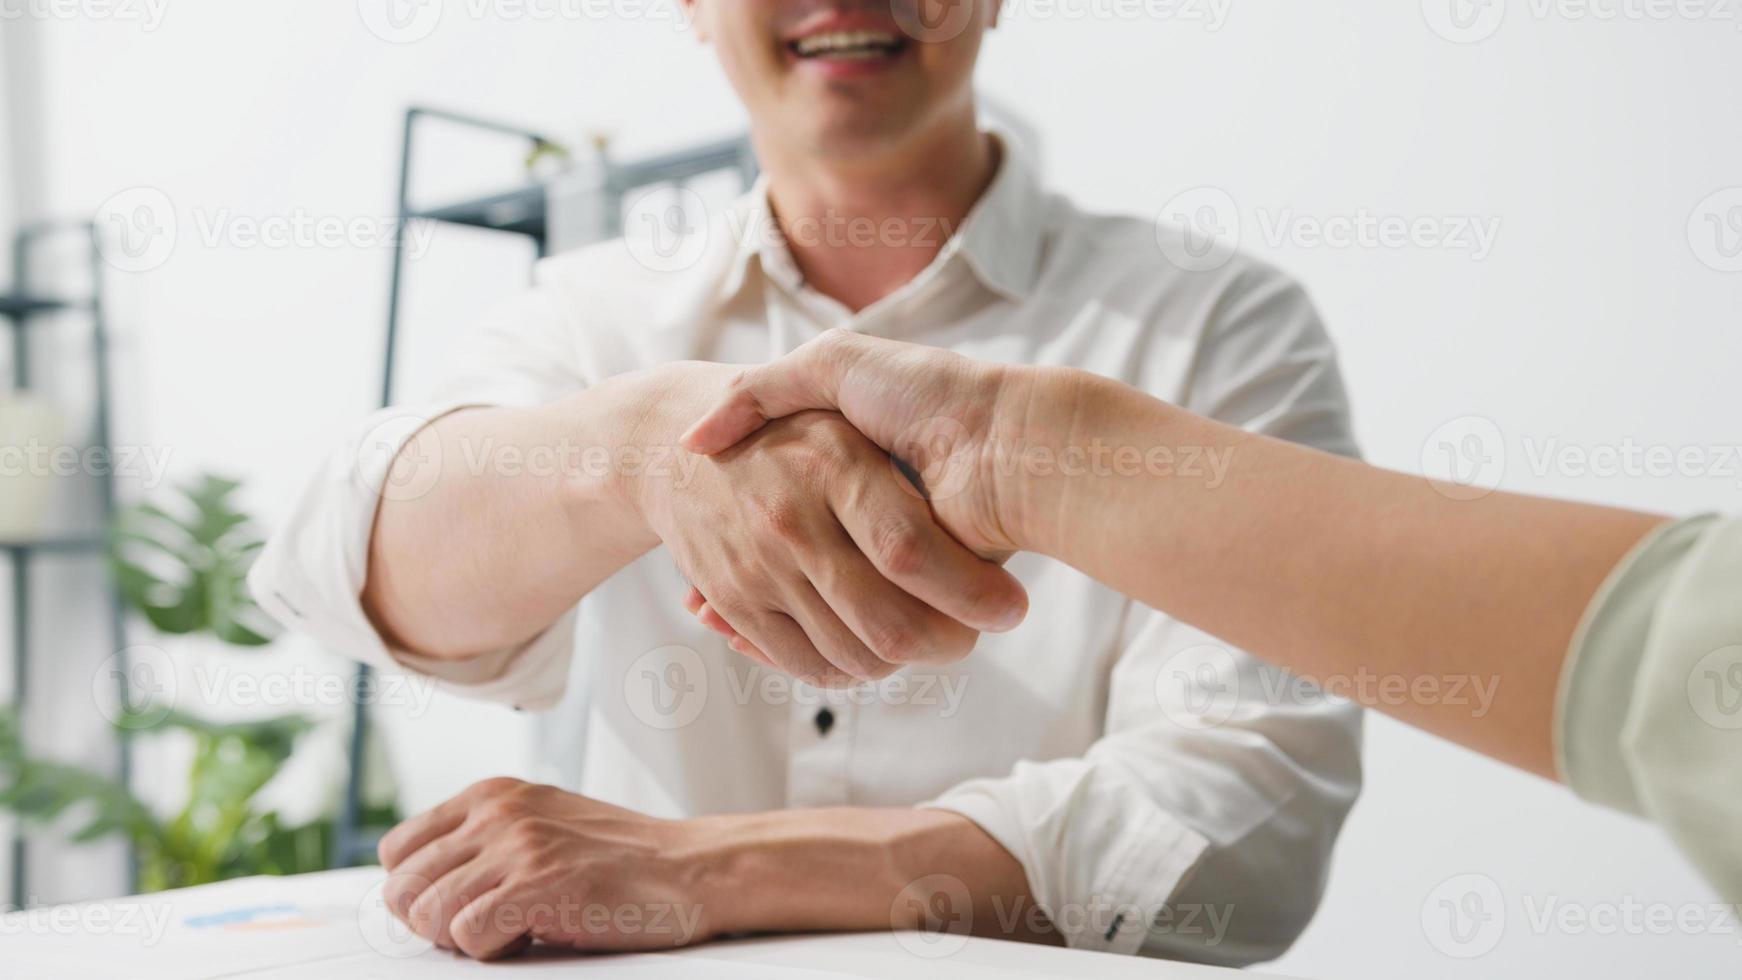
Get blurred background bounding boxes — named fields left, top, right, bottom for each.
left=0, top=2, right=1738, bottom=978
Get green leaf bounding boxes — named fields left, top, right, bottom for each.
left=109, top=473, right=280, bottom=648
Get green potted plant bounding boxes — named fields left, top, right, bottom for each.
left=0, top=475, right=398, bottom=891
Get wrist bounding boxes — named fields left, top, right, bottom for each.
left=685, top=807, right=1045, bottom=943
left=584, top=362, right=732, bottom=537
left=982, top=364, right=1098, bottom=560
left=683, top=808, right=949, bottom=938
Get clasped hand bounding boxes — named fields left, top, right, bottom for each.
left=621, top=359, right=1027, bottom=685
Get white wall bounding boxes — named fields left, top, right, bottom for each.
left=14, top=2, right=1742, bottom=977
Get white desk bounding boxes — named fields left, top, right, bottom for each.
left=6, top=869, right=1294, bottom=978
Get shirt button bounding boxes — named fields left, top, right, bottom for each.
left=814, top=708, right=836, bottom=737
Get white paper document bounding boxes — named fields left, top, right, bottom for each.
left=6, top=868, right=1278, bottom=979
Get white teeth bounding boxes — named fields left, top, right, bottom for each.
left=793, top=30, right=901, bottom=58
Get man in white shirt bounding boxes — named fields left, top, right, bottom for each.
left=251, top=0, right=1362, bottom=966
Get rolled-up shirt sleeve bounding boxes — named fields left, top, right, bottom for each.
left=923, top=615, right=1362, bottom=964
left=249, top=278, right=593, bottom=711
left=924, top=262, right=1364, bottom=963
left=1557, top=512, right=1742, bottom=902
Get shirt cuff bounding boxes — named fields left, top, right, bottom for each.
left=249, top=401, right=575, bottom=711
left=1554, top=514, right=1717, bottom=811
left=922, top=759, right=1211, bottom=956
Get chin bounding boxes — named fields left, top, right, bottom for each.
left=789, top=100, right=932, bottom=159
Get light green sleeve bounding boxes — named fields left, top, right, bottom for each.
left=1556, top=513, right=1742, bottom=901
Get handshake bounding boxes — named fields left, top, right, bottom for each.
left=619, top=331, right=1081, bottom=686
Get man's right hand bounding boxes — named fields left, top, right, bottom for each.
left=619, top=363, right=1027, bottom=686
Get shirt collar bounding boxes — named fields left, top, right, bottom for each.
left=715, top=131, right=1047, bottom=306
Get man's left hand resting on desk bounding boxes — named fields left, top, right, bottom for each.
left=378, top=777, right=1055, bottom=960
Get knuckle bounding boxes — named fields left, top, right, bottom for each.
left=870, top=518, right=929, bottom=578
left=467, top=776, right=527, bottom=800
left=865, top=619, right=923, bottom=665
left=754, top=496, right=809, bottom=544
left=797, top=663, right=855, bottom=689
left=858, top=658, right=901, bottom=682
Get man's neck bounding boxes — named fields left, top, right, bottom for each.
left=757, top=117, right=998, bottom=314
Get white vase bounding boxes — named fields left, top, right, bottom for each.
left=0, top=394, right=66, bottom=540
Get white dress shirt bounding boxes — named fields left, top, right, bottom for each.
left=250, top=141, right=1363, bottom=966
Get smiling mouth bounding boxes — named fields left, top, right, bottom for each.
left=788, top=29, right=910, bottom=62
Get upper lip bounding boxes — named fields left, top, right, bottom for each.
left=782, top=10, right=905, bottom=45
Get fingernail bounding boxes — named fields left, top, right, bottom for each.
left=990, top=603, right=1027, bottom=633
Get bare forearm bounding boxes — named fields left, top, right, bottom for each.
left=699, top=807, right=1059, bottom=945
left=362, top=375, right=664, bottom=660
left=1008, top=370, right=1667, bottom=778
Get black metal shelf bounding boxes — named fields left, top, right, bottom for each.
left=0, top=294, right=83, bottom=319
left=0, top=537, right=107, bottom=556
left=3, top=223, right=129, bottom=908
left=412, top=185, right=550, bottom=240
